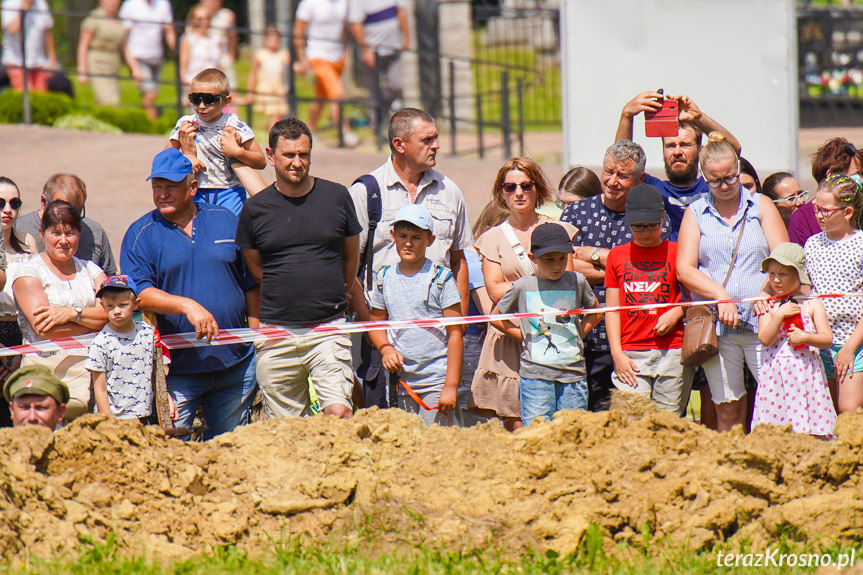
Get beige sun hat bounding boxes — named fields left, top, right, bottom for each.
left=760, top=242, right=810, bottom=286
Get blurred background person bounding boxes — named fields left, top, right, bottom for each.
left=1, top=0, right=54, bottom=92
left=77, top=0, right=139, bottom=106
left=201, top=0, right=236, bottom=86
left=120, top=0, right=175, bottom=121
left=179, top=3, right=223, bottom=92
left=246, top=26, right=290, bottom=132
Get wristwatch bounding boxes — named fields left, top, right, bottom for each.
left=74, top=306, right=83, bottom=323
left=590, top=248, right=601, bottom=263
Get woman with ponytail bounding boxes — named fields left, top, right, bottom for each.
left=804, top=174, right=863, bottom=414
left=677, top=132, right=788, bottom=431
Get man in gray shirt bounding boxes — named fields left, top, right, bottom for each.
left=15, top=173, right=117, bottom=275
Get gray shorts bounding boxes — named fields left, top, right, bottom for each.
left=136, top=57, right=163, bottom=94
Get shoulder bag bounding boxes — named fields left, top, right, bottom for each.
left=680, top=205, right=749, bottom=367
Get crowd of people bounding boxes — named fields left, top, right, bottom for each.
left=1, top=74, right=862, bottom=441
left=1, top=0, right=407, bottom=141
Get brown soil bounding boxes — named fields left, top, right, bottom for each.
left=0, top=394, right=861, bottom=562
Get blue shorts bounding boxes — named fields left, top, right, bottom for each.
left=196, top=186, right=246, bottom=216
left=519, top=377, right=588, bottom=426
left=820, top=343, right=863, bottom=378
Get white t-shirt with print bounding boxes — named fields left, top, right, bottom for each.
left=170, top=112, right=255, bottom=189
left=85, top=321, right=155, bottom=419
left=347, top=0, right=404, bottom=55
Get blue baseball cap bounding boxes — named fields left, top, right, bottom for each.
left=96, top=275, right=139, bottom=298
left=147, top=148, right=193, bottom=182
left=392, top=204, right=434, bottom=233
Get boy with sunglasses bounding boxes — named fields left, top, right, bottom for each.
left=604, top=184, right=692, bottom=416
left=169, top=68, right=267, bottom=215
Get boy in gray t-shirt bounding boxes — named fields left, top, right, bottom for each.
left=369, top=204, right=463, bottom=426
left=494, top=223, right=602, bottom=426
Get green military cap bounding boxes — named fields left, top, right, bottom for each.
left=3, top=365, right=70, bottom=405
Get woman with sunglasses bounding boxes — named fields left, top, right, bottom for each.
left=677, top=132, right=788, bottom=432
left=762, top=172, right=807, bottom=228
left=804, top=175, right=863, bottom=415
left=0, top=177, right=36, bottom=427
left=470, top=157, right=577, bottom=430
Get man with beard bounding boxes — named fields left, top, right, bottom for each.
left=615, top=91, right=740, bottom=239
left=236, top=118, right=361, bottom=419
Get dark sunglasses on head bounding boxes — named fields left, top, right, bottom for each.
left=835, top=143, right=858, bottom=161
left=0, top=198, right=22, bottom=210
left=188, top=92, right=227, bottom=107
left=502, top=181, right=535, bottom=194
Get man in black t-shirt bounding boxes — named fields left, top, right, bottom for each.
left=236, top=118, right=362, bottom=419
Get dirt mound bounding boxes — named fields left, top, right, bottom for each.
left=0, top=395, right=861, bottom=561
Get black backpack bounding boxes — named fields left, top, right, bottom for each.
left=353, top=175, right=382, bottom=289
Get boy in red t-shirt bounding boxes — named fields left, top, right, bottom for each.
left=605, top=184, right=693, bottom=415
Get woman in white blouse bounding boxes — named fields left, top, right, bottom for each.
left=13, top=201, right=107, bottom=421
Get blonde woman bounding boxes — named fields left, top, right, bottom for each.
left=677, top=133, right=787, bottom=432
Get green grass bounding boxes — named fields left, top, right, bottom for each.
left=3, top=527, right=860, bottom=574
left=471, top=45, right=562, bottom=132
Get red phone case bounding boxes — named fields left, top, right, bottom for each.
left=645, top=99, right=678, bottom=137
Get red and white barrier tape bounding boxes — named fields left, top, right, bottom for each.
left=1, top=293, right=859, bottom=357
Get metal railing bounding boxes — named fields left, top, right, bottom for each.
left=3, top=4, right=552, bottom=159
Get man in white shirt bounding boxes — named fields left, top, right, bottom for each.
left=349, top=108, right=473, bottom=409
left=294, top=0, right=349, bottom=134
left=1, top=0, right=54, bottom=92
left=348, top=0, right=409, bottom=135
left=119, top=0, right=176, bottom=121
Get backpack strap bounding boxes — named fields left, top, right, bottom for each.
left=375, top=265, right=390, bottom=292
left=354, top=175, right=382, bottom=289
left=425, top=262, right=453, bottom=306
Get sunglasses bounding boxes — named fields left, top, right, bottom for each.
left=834, top=143, right=857, bottom=161
left=0, top=197, right=22, bottom=210
left=772, top=190, right=809, bottom=206
left=188, top=93, right=227, bottom=107
left=502, top=181, right=535, bottom=194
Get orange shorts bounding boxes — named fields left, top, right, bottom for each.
left=309, top=57, right=346, bottom=101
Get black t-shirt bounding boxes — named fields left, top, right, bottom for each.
left=236, top=180, right=361, bottom=325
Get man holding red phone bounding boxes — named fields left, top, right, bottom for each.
left=615, top=91, right=741, bottom=240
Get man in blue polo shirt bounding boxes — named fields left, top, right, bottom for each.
left=120, top=148, right=258, bottom=440
left=614, top=91, right=741, bottom=239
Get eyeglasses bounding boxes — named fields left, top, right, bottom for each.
left=773, top=190, right=809, bottom=206
left=188, top=93, right=227, bottom=107
left=813, top=204, right=847, bottom=216
left=630, top=223, right=661, bottom=232
left=834, top=143, right=857, bottom=161
left=0, top=197, right=22, bottom=210
left=705, top=174, right=740, bottom=189
left=502, top=181, right=535, bottom=194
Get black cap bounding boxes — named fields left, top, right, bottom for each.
left=530, top=222, right=573, bottom=257
left=624, top=184, right=665, bottom=226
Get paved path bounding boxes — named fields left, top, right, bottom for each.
left=2, top=124, right=862, bottom=253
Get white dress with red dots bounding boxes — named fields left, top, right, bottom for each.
left=753, top=300, right=837, bottom=436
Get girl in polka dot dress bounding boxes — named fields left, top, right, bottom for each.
left=755, top=242, right=836, bottom=437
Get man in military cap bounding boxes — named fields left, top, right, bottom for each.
left=4, top=365, right=69, bottom=430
